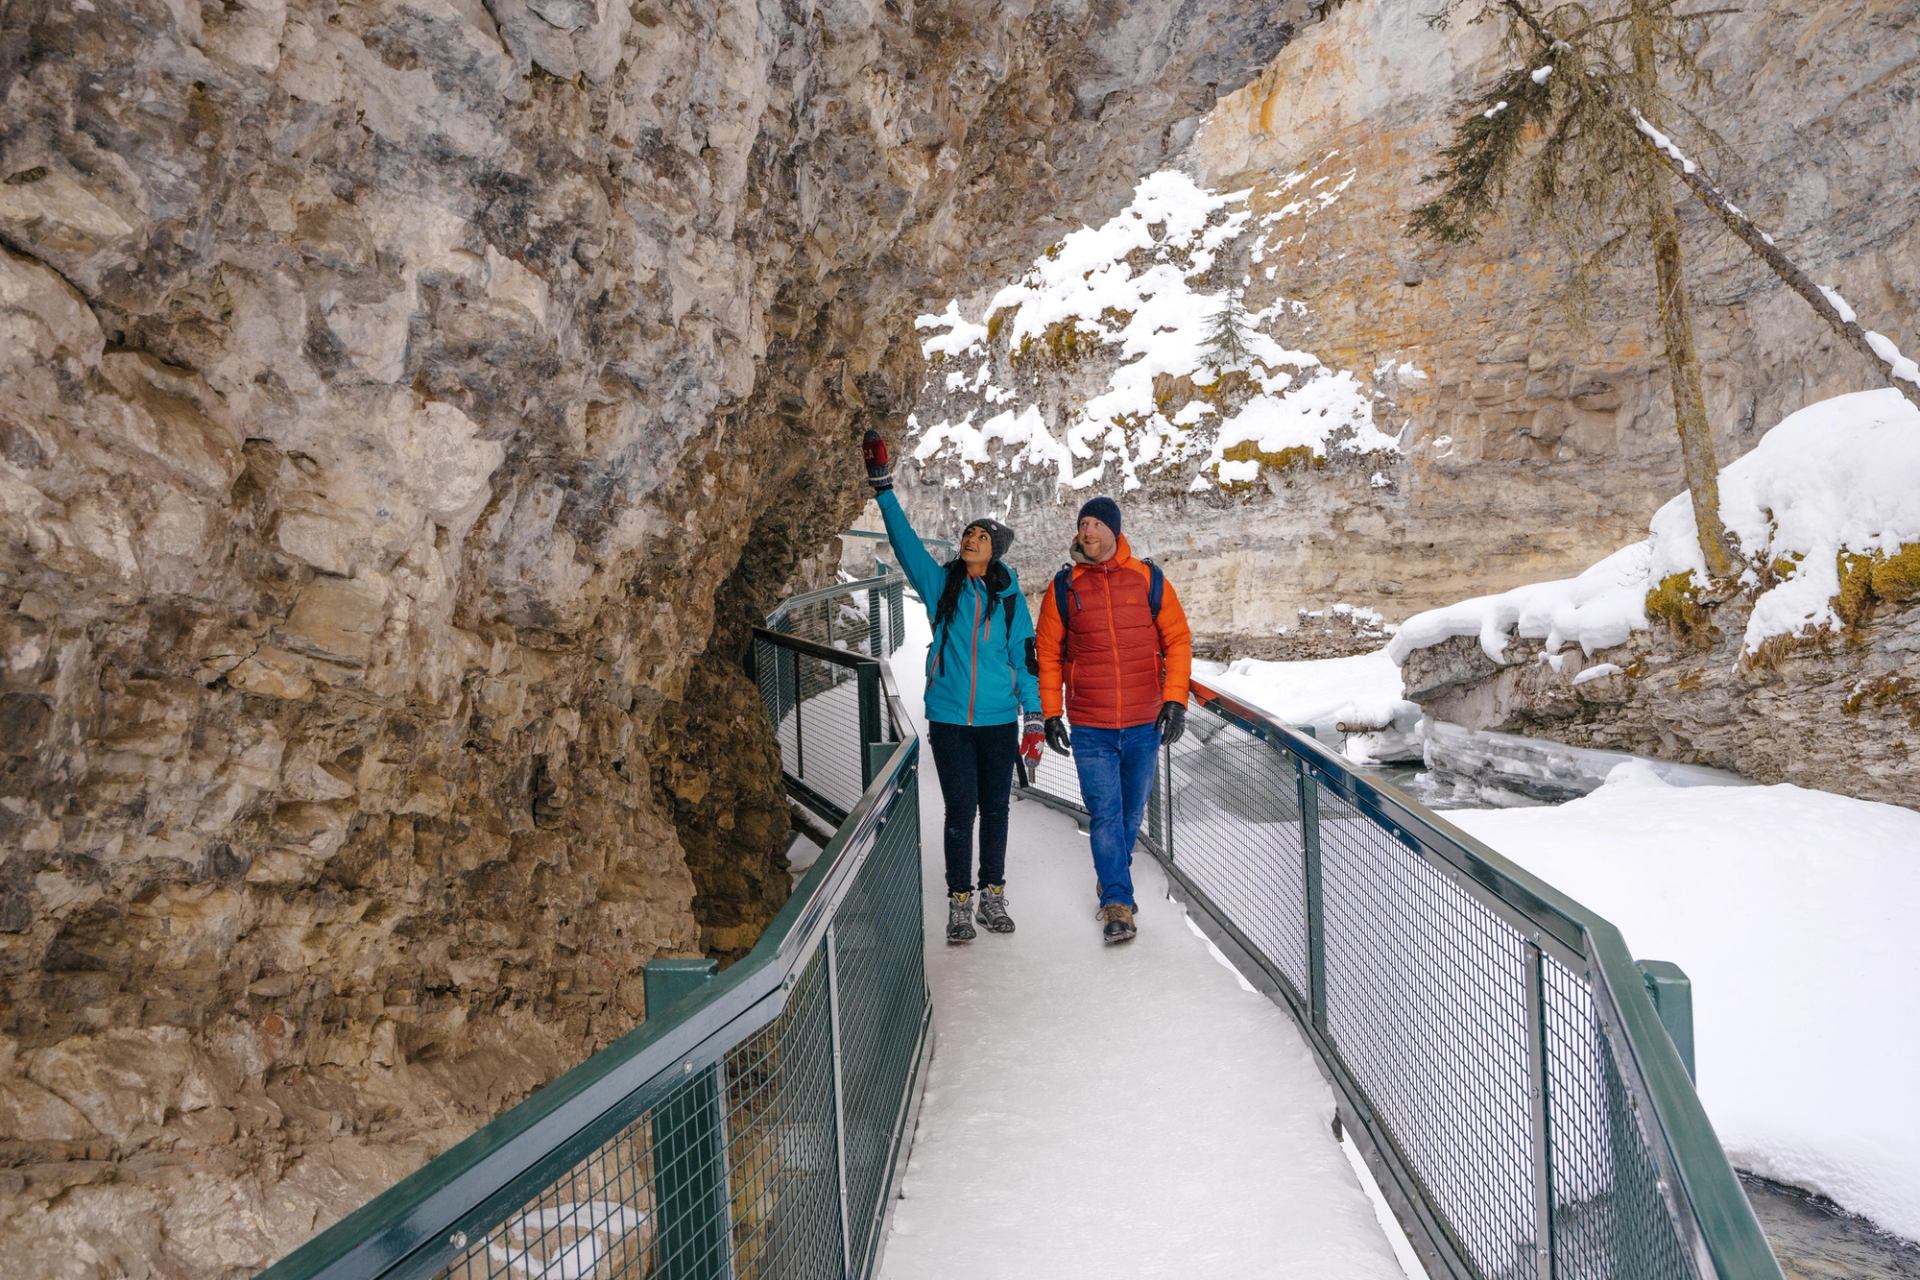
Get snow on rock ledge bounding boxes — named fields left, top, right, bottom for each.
left=1389, top=389, right=1920, bottom=664
left=1388, top=391, right=1920, bottom=809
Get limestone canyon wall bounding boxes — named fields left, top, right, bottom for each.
left=895, top=0, right=1919, bottom=655
left=0, top=1, right=1309, bottom=1272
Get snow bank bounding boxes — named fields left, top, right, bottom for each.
left=1390, top=389, right=1920, bottom=662
left=1450, top=772, right=1920, bottom=1242
left=910, top=168, right=1400, bottom=493
left=1202, top=647, right=1414, bottom=733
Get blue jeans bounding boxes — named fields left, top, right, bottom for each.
left=1073, top=723, right=1161, bottom=909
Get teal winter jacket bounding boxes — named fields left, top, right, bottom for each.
left=876, top=489, right=1042, bottom=727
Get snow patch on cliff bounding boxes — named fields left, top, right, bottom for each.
left=910, top=170, right=1399, bottom=494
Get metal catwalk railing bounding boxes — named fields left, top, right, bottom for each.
left=260, top=573, right=929, bottom=1280
left=1019, top=683, right=1783, bottom=1280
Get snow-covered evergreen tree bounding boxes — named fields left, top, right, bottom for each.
left=1202, top=290, right=1255, bottom=375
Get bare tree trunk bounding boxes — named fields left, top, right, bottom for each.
left=1633, top=127, right=1920, bottom=415
left=1632, top=1, right=1733, bottom=578
left=1645, top=180, right=1735, bottom=577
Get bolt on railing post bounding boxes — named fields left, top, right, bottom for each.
left=1524, top=941, right=1557, bottom=1280
left=824, top=927, right=855, bottom=1278
left=644, top=959, right=731, bottom=1280
left=1295, top=759, right=1327, bottom=1033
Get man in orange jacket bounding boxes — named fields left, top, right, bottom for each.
left=1035, top=496, right=1192, bottom=943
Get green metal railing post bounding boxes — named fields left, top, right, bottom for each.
left=644, top=959, right=729, bottom=1280
left=1523, top=942, right=1557, bottom=1280
left=857, top=662, right=883, bottom=788
left=791, top=645, right=806, bottom=781
left=1294, top=760, right=1326, bottom=1033
left=824, top=928, right=855, bottom=1279
left=867, top=584, right=885, bottom=657
left=1638, top=960, right=1697, bottom=1083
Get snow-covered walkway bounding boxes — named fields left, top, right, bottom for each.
left=877, top=614, right=1407, bottom=1279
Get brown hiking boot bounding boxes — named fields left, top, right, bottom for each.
left=1098, top=903, right=1137, bottom=944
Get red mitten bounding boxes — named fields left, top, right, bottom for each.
left=1020, top=715, right=1044, bottom=771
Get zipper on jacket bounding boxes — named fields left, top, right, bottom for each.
left=967, top=585, right=986, bottom=724
left=1101, top=567, right=1124, bottom=721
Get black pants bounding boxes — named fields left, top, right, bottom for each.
left=927, top=721, right=1018, bottom=895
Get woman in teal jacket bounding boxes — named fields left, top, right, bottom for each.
left=864, top=433, right=1044, bottom=943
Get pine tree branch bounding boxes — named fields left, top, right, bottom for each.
left=1491, top=0, right=1920, bottom=412
left=1630, top=116, right=1920, bottom=413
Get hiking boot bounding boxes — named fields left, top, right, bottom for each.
left=1099, top=903, right=1137, bottom=945
left=975, top=885, right=1016, bottom=934
left=947, top=892, right=977, bottom=944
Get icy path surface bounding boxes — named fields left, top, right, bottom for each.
left=878, top=613, right=1404, bottom=1279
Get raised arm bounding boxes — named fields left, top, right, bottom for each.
left=873, top=489, right=944, bottom=605
left=861, top=430, right=944, bottom=604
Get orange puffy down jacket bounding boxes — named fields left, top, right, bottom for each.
left=1034, top=535, right=1193, bottom=730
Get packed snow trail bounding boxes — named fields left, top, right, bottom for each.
left=877, top=610, right=1405, bottom=1279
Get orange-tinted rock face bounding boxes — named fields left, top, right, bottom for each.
left=897, top=0, right=1917, bottom=658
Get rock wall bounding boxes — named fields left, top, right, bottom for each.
left=0, top=1, right=1309, bottom=1272
left=895, top=0, right=1919, bottom=655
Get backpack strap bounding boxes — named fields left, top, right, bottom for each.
left=1144, top=558, right=1164, bottom=618
left=1052, top=565, right=1076, bottom=662
left=1001, top=591, right=1016, bottom=636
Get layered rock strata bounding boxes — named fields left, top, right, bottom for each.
left=0, top=1, right=1307, bottom=1271
left=897, top=0, right=1919, bottom=654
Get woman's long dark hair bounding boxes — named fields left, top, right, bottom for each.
left=933, top=557, right=1010, bottom=633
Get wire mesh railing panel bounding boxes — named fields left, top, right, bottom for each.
left=720, top=945, right=846, bottom=1280
left=1541, top=958, right=1699, bottom=1280
left=830, top=784, right=927, bottom=1272
left=433, top=1107, right=660, bottom=1280
left=1313, top=781, right=1541, bottom=1280
left=1164, top=708, right=1312, bottom=1000
left=763, top=649, right=867, bottom=816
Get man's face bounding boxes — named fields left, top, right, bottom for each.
left=1076, top=516, right=1116, bottom=563
left=960, top=524, right=994, bottom=568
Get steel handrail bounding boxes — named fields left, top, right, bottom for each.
left=766, top=570, right=899, bottom=629
left=260, top=626, right=922, bottom=1280
left=1180, top=676, right=1781, bottom=1280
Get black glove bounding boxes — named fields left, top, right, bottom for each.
left=1155, top=700, right=1187, bottom=748
left=861, top=429, right=893, bottom=492
left=1044, top=716, right=1072, bottom=757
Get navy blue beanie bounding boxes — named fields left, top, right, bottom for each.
left=1076, top=496, right=1122, bottom=538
